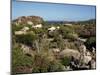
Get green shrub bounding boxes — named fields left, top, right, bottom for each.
left=59, top=26, right=74, bottom=39
left=53, top=35, right=66, bottom=51
left=32, top=53, right=64, bottom=73
left=84, top=37, right=96, bottom=51
left=12, top=46, right=33, bottom=73
left=15, top=33, right=37, bottom=46
left=66, top=33, right=78, bottom=41
left=66, top=42, right=78, bottom=50
left=60, top=56, right=71, bottom=66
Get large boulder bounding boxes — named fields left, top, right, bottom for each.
left=59, top=49, right=80, bottom=60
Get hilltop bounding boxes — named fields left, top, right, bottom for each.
left=12, top=16, right=44, bottom=25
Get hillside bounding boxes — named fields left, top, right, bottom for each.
left=12, top=16, right=96, bottom=74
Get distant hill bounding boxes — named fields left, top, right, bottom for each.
left=45, top=19, right=96, bottom=25
left=74, top=19, right=96, bottom=25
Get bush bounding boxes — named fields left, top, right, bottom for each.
left=32, top=53, right=64, bottom=73
left=12, top=25, right=24, bottom=34
left=66, top=42, right=78, bottom=50
left=12, top=46, right=33, bottom=74
left=60, top=56, right=71, bottom=66
left=66, top=33, right=78, bottom=41
left=84, top=37, right=96, bottom=51
left=76, top=25, right=96, bottom=38
left=15, top=33, right=37, bottom=46
left=53, top=35, right=66, bottom=51
left=59, top=26, right=74, bottom=39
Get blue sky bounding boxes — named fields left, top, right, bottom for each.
left=12, top=1, right=96, bottom=21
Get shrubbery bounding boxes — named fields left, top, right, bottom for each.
left=75, top=25, right=96, bottom=38
left=66, top=33, right=78, bottom=41
left=15, top=33, right=37, bottom=46
left=32, top=53, right=64, bottom=73
left=60, top=56, right=71, bottom=66
left=84, top=37, right=96, bottom=51
left=12, top=46, right=33, bottom=74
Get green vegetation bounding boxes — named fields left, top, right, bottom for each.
left=85, top=37, right=96, bottom=51
left=15, top=33, right=37, bottom=46
left=60, top=56, right=71, bottom=66
left=12, top=16, right=96, bottom=74
left=12, top=46, right=33, bottom=74
left=32, top=53, right=64, bottom=73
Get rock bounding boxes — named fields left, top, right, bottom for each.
left=59, top=49, right=80, bottom=60
left=12, top=16, right=43, bottom=25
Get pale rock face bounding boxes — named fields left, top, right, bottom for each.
left=83, top=56, right=92, bottom=64
left=59, top=49, right=80, bottom=60
left=79, top=45, right=86, bottom=53
left=48, top=26, right=56, bottom=31
left=52, top=48, right=60, bottom=53
left=21, top=27, right=29, bottom=31
left=86, top=51, right=91, bottom=56
left=15, top=31, right=26, bottom=35
left=21, top=44, right=30, bottom=54
left=27, top=21, right=33, bottom=25
left=91, top=59, right=96, bottom=69
left=18, top=19, right=22, bottom=23
left=57, top=26, right=60, bottom=29
left=32, top=24, right=42, bottom=28
left=92, top=47, right=96, bottom=53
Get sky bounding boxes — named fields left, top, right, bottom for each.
left=12, top=0, right=96, bottom=21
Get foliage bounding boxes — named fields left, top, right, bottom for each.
left=59, top=26, right=74, bottom=39
left=84, top=37, right=96, bottom=51
left=66, top=42, right=78, bottom=50
left=66, top=33, right=78, bottom=41
left=60, top=56, right=71, bottom=66
left=12, top=25, right=24, bottom=34
left=53, top=34, right=66, bottom=51
left=15, top=33, right=37, bottom=46
left=75, top=25, right=96, bottom=38
left=12, top=46, right=33, bottom=73
left=32, top=53, right=64, bottom=73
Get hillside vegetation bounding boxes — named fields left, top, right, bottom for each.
left=12, top=16, right=96, bottom=74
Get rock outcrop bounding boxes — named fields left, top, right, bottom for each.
left=12, top=16, right=44, bottom=25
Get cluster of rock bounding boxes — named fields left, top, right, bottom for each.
left=65, top=44, right=96, bottom=71
left=12, top=16, right=43, bottom=26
